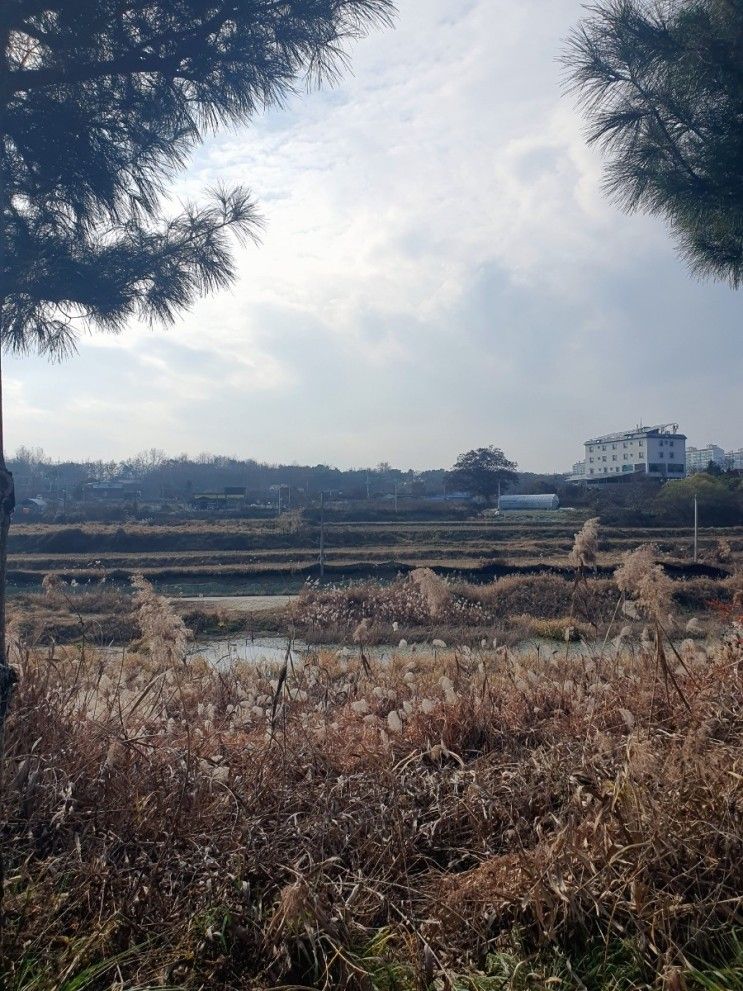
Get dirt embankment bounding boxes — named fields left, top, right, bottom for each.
left=7, top=518, right=741, bottom=588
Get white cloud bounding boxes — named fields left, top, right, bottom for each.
left=4, top=378, right=46, bottom=425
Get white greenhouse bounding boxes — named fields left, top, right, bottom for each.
left=498, top=494, right=560, bottom=511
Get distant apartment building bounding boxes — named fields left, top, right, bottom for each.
left=686, top=444, right=726, bottom=474
left=685, top=444, right=743, bottom=474
left=569, top=423, right=686, bottom=482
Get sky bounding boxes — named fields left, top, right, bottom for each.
left=5, top=0, right=742, bottom=473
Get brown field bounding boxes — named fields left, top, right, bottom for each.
left=6, top=515, right=742, bottom=589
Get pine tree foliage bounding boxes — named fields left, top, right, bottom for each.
left=566, top=0, right=743, bottom=287
left=0, top=0, right=394, bottom=355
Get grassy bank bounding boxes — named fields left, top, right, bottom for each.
left=290, top=568, right=739, bottom=645
left=6, top=565, right=738, bottom=647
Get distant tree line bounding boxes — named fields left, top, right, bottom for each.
left=12, top=447, right=740, bottom=526
left=9, top=445, right=576, bottom=512
left=8, top=449, right=449, bottom=505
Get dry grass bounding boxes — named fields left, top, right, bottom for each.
left=292, top=571, right=610, bottom=638
left=2, top=587, right=742, bottom=989
left=3, top=528, right=742, bottom=990
left=7, top=580, right=271, bottom=646
left=7, top=582, right=137, bottom=645
left=292, top=569, right=735, bottom=644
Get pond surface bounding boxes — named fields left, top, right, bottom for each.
left=187, top=636, right=304, bottom=666
left=185, top=636, right=422, bottom=667
left=183, top=634, right=629, bottom=668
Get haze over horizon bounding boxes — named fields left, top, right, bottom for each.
left=6, top=0, right=742, bottom=473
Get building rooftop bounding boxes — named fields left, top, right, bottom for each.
left=585, top=423, right=686, bottom=445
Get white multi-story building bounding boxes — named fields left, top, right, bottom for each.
left=686, top=444, right=726, bottom=474
left=726, top=449, right=743, bottom=471
left=570, top=423, right=686, bottom=482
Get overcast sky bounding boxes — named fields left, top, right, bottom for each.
left=6, top=0, right=742, bottom=472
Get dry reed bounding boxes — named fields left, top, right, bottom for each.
left=2, top=606, right=742, bottom=989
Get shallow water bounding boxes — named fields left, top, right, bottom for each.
left=185, top=635, right=419, bottom=667
left=183, top=633, right=632, bottom=668
left=187, top=636, right=304, bottom=666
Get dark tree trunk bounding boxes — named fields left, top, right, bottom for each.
left=0, top=457, right=15, bottom=723
left=0, top=345, right=17, bottom=722
left=0, top=346, right=18, bottom=936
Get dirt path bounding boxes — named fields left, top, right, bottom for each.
left=172, top=594, right=297, bottom=612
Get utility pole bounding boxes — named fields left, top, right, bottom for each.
left=319, top=491, right=326, bottom=580
left=693, top=495, right=698, bottom=563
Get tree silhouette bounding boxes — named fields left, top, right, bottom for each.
left=565, top=0, right=743, bottom=287
left=446, top=446, right=519, bottom=504
left=0, top=0, right=394, bottom=728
